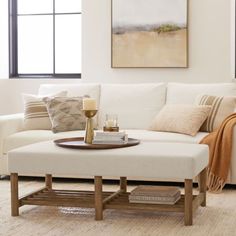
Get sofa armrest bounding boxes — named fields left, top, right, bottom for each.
left=0, top=113, right=24, bottom=156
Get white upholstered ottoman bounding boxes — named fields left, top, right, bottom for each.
left=8, top=140, right=208, bottom=226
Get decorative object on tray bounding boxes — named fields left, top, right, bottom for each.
left=82, top=98, right=97, bottom=144
left=103, top=114, right=119, bottom=132
left=92, top=131, right=128, bottom=145
left=54, top=137, right=140, bottom=149
left=129, top=186, right=181, bottom=205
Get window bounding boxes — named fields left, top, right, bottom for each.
left=9, top=0, right=81, bottom=78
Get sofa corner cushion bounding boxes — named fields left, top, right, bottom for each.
left=167, top=83, right=236, bottom=105
left=98, top=83, right=166, bottom=129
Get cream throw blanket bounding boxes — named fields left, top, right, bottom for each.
left=200, top=113, right=236, bottom=192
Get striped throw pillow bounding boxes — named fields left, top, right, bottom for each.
left=196, top=95, right=236, bottom=132
left=22, top=91, right=67, bottom=130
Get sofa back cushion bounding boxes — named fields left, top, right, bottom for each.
left=38, top=84, right=100, bottom=103
left=99, top=83, right=166, bottom=129
left=167, top=83, right=236, bottom=105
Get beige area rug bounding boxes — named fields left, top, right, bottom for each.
left=1, top=178, right=236, bottom=236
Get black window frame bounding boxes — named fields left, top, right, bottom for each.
left=9, top=0, right=81, bottom=79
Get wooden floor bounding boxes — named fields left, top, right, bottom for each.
left=1, top=177, right=236, bottom=236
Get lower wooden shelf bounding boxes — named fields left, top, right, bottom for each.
left=19, top=188, right=198, bottom=213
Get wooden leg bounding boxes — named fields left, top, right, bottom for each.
left=45, top=174, right=52, bottom=190
left=94, top=176, right=103, bottom=220
left=120, top=177, right=127, bottom=192
left=184, top=179, right=193, bottom=226
left=11, top=173, right=19, bottom=216
left=199, top=168, right=207, bottom=207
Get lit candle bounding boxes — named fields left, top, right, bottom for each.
left=83, top=98, right=97, bottom=110
left=105, top=119, right=115, bottom=127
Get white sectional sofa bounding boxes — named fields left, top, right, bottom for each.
left=1, top=82, right=236, bottom=183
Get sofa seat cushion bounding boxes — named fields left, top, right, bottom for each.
left=3, top=129, right=209, bottom=154
left=3, top=130, right=85, bottom=154
left=126, top=130, right=208, bottom=143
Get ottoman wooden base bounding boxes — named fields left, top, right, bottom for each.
left=10, top=169, right=207, bottom=226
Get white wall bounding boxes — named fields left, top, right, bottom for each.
left=0, top=79, right=80, bottom=115
left=231, top=0, right=235, bottom=77
left=83, top=0, right=233, bottom=83
left=0, top=0, right=235, bottom=115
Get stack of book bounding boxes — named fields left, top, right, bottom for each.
left=129, top=186, right=181, bottom=205
left=92, top=131, right=128, bottom=145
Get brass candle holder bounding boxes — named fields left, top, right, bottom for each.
left=83, top=110, right=98, bottom=144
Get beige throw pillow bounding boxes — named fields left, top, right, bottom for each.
left=196, top=95, right=236, bottom=132
left=149, top=105, right=211, bottom=136
left=44, top=96, right=87, bottom=133
left=23, top=91, right=67, bottom=130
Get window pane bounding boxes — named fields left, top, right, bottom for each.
left=55, top=0, right=81, bottom=13
left=18, top=0, right=53, bottom=14
left=55, top=15, right=81, bottom=74
left=0, top=0, right=9, bottom=78
left=18, top=16, right=53, bottom=74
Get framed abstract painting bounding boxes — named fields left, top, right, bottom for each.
left=111, top=0, right=188, bottom=68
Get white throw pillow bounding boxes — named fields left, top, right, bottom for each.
left=22, top=91, right=67, bottom=130
left=149, top=105, right=211, bottom=136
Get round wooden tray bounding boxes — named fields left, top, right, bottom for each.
left=54, top=137, right=140, bottom=150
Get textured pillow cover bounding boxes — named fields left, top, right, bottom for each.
left=149, top=105, right=211, bottom=136
left=44, top=96, right=87, bottom=133
left=23, top=91, right=67, bottom=130
left=196, top=95, right=236, bottom=132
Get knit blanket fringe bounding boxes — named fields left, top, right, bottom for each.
left=207, top=169, right=225, bottom=193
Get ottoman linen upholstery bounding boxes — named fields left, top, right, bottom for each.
left=8, top=141, right=208, bottom=179
left=8, top=140, right=209, bottom=226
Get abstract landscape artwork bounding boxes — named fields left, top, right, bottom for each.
left=112, top=0, right=188, bottom=68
